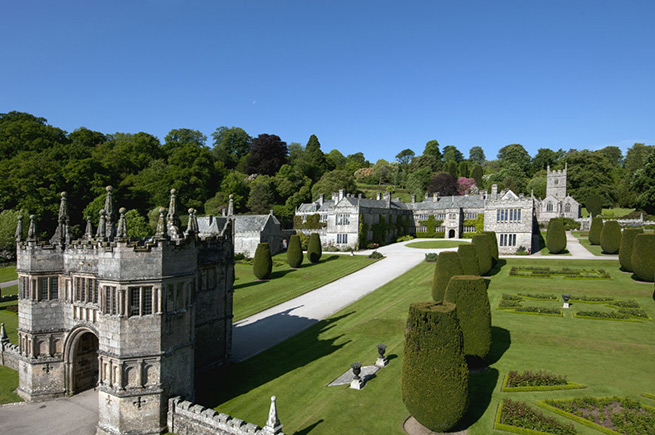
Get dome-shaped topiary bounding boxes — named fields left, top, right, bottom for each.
left=444, top=276, right=492, bottom=359
left=457, top=244, right=480, bottom=276
left=401, top=301, right=469, bottom=432
left=286, top=235, right=303, bottom=268
left=631, top=234, right=655, bottom=282
left=546, top=218, right=567, bottom=254
left=471, top=235, right=492, bottom=275
left=619, top=228, right=643, bottom=272
left=589, top=216, right=603, bottom=245
left=600, top=220, right=621, bottom=254
left=431, top=252, right=463, bottom=302
left=253, top=243, right=273, bottom=280
left=307, top=232, right=322, bottom=263
left=481, top=231, right=499, bottom=265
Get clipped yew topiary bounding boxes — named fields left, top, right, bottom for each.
left=600, top=220, right=621, bottom=254
left=431, top=252, right=463, bottom=302
left=457, top=244, right=480, bottom=276
left=589, top=216, right=603, bottom=245
left=481, top=231, right=499, bottom=265
left=401, top=301, right=469, bottom=432
left=472, top=234, right=492, bottom=275
left=253, top=243, right=272, bottom=280
left=619, top=228, right=643, bottom=271
left=307, top=232, right=322, bottom=263
left=444, top=275, right=492, bottom=359
left=631, top=233, right=655, bottom=282
left=286, top=235, right=303, bottom=268
left=546, top=218, right=566, bottom=254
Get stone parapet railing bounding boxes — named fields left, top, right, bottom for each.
left=168, top=396, right=284, bottom=435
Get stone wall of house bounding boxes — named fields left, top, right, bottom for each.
left=167, top=396, right=285, bottom=435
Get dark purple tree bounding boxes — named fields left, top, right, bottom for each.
left=245, top=134, right=288, bottom=176
left=428, top=172, right=459, bottom=196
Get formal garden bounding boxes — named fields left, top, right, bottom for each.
left=190, top=252, right=655, bottom=435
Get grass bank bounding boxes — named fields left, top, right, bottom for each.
left=405, top=240, right=470, bottom=249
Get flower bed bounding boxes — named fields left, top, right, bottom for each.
left=495, top=399, right=577, bottom=435
left=608, top=300, right=640, bottom=308
left=569, top=295, right=615, bottom=304
left=509, top=266, right=611, bottom=280
left=539, top=396, right=655, bottom=435
left=501, top=370, right=586, bottom=392
left=518, top=293, right=558, bottom=301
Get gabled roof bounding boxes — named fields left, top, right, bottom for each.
left=406, top=195, right=485, bottom=211
left=197, top=216, right=230, bottom=235
left=340, top=196, right=409, bottom=210
left=501, top=190, right=519, bottom=201
left=233, top=214, right=279, bottom=233
left=297, top=199, right=336, bottom=213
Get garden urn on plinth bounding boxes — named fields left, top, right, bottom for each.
left=350, top=362, right=364, bottom=390
left=375, top=343, right=388, bottom=367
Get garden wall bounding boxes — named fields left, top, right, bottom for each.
left=0, top=340, right=19, bottom=370
left=167, top=396, right=285, bottom=435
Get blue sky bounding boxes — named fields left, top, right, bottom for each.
left=1, top=1, right=654, bottom=163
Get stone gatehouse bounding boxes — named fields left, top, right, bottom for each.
left=14, top=187, right=234, bottom=434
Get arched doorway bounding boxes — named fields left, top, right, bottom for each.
left=64, top=328, right=99, bottom=394
left=448, top=229, right=456, bottom=239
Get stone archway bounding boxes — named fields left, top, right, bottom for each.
left=63, top=327, right=99, bottom=395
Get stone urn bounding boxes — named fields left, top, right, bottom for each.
left=350, top=362, right=362, bottom=380
left=376, top=343, right=388, bottom=367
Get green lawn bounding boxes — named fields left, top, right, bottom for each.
left=1, top=284, right=17, bottom=298
left=571, top=231, right=618, bottom=257
left=0, top=365, right=21, bottom=405
left=197, top=257, right=655, bottom=435
left=0, top=265, right=17, bottom=283
left=405, top=240, right=470, bottom=249
left=580, top=207, right=634, bottom=218
left=233, top=254, right=379, bottom=322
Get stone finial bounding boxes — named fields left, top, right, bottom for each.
left=27, top=215, right=37, bottom=241
left=84, top=216, right=93, bottom=240
left=167, top=189, right=181, bottom=239
left=96, top=210, right=107, bottom=240
left=1, top=323, right=9, bottom=344
left=155, top=207, right=166, bottom=238
left=15, top=215, right=23, bottom=242
left=50, top=191, right=72, bottom=246
left=263, top=396, right=283, bottom=434
left=116, top=207, right=128, bottom=239
left=104, top=186, right=115, bottom=239
left=228, top=194, right=234, bottom=216
left=184, top=208, right=199, bottom=238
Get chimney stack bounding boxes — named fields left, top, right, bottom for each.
left=319, top=194, right=324, bottom=206
left=411, top=194, right=416, bottom=203
left=376, top=192, right=382, bottom=201
left=491, top=184, right=498, bottom=200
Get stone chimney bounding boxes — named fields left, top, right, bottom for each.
left=383, top=192, right=391, bottom=208
left=339, top=189, right=345, bottom=201
left=332, top=192, right=338, bottom=201
left=411, top=194, right=416, bottom=203
left=376, top=192, right=382, bottom=200
left=358, top=193, right=362, bottom=199
left=319, top=194, right=324, bottom=206
left=424, top=192, right=429, bottom=200
left=491, top=184, right=498, bottom=200
left=433, top=192, right=440, bottom=201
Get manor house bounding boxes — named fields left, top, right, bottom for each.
left=12, top=187, right=234, bottom=435
left=295, top=185, right=539, bottom=255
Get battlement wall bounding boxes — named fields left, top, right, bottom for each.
left=167, top=397, right=285, bottom=435
left=1, top=341, right=19, bottom=370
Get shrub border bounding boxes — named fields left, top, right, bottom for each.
left=494, top=401, right=571, bottom=435
left=517, top=294, right=558, bottom=301
left=536, top=398, right=655, bottom=435
left=642, top=393, right=655, bottom=401
left=504, top=309, right=562, bottom=317
left=500, top=373, right=586, bottom=393
left=572, top=312, right=643, bottom=322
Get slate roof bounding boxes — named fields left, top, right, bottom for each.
left=405, top=195, right=485, bottom=210
left=297, top=199, right=336, bottom=213
left=197, top=216, right=230, bottom=235
left=233, top=214, right=281, bottom=233
left=341, top=196, right=409, bottom=210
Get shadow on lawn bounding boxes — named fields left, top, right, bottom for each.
left=486, top=259, right=507, bottom=277
left=486, top=327, right=511, bottom=366
left=196, top=311, right=354, bottom=408
left=293, top=419, right=324, bottom=435
left=463, top=368, right=499, bottom=428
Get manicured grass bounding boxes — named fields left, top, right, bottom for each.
left=571, top=232, right=617, bottom=257
left=197, top=257, right=655, bottom=435
left=580, top=207, right=634, bottom=218
left=0, top=365, right=21, bottom=405
left=1, top=284, right=17, bottom=298
left=0, top=265, right=17, bottom=283
left=0, top=309, right=18, bottom=343
left=405, top=240, right=470, bottom=249
left=233, top=254, right=379, bottom=322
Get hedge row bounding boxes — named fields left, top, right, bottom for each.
left=472, top=234, right=493, bottom=275
left=546, top=218, right=567, bottom=254
left=632, top=233, right=655, bottom=282
left=253, top=243, right=272, bottom=280
left=588, top=216, right=603, bottom=245
left=457, top=244, right=480, bottom=276
left=619, top=228, right=643, bottom=271
left=307, top=232, right=322, bottom=264
left=431, top=252, right=462, bottom=302
left=444, top=276, right=491, bottom=359
left=401, top=301, right=469, bottom=432
left=286, top=235, right=303, bottom=268
left=599, top=220, right=621, bottom=254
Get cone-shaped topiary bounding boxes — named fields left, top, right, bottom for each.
left=401, top=301, right=469, bottom=432
left=600, top=220, right=621, bottom=254
left=619, top=228, right=643, bottom=272
left=253, top=243, right=272, bottom=280
left=431, top=252, right=463, bottom=302
left=546, top=218, right=567, bottom=254
left=444, top=276, right=492, bottom=359
left=286, top=235, right=303, bottom=268
left=471, top=234, right=492, bottom=275
left=589, top=216, right=603, bottom=245
left=307, top=232, right=322, bottom=263
left=631, top=233, right=655, bottom=282
left=481, top=231, right=499, bottom=265
left=457, top=244, right=480, bottom=276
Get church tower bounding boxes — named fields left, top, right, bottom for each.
left=546, top=164, right=567, bottom=199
